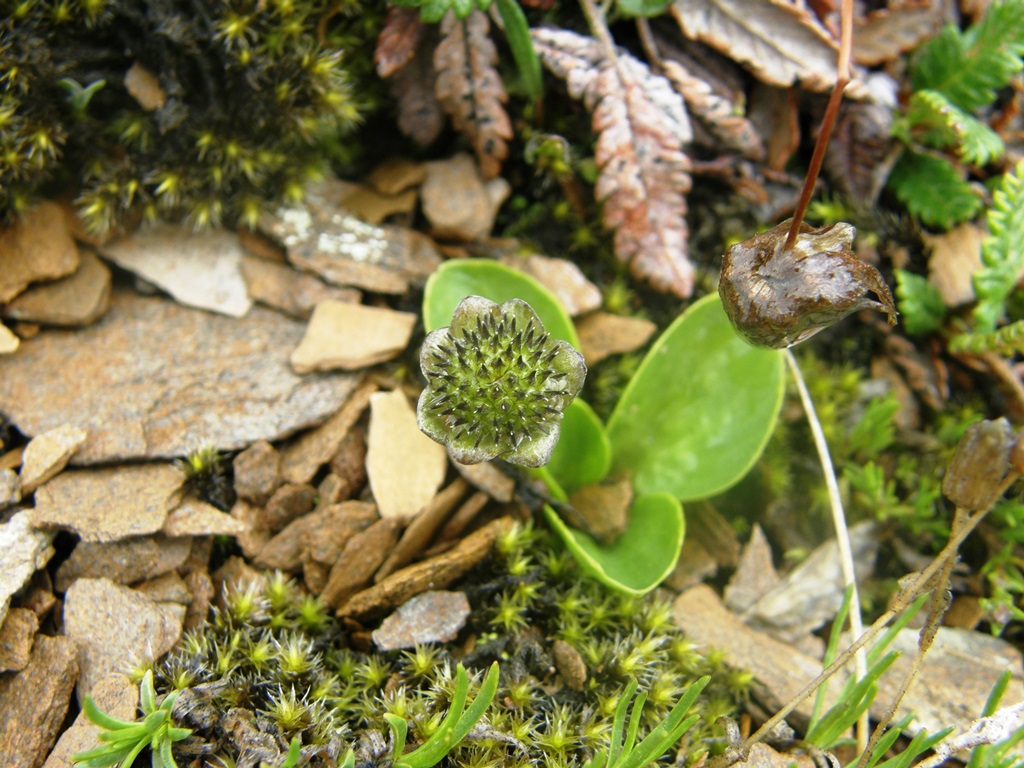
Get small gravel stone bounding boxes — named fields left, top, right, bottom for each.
left=372, top=590, right=471, bottom=651
left=3, top=249, right=111, bottom=327
left=0, top=511, right=55, bottom=628
left=0, top=607, right=39, bottom=672
left=0, top=201, right=80, bottom=304
left=0, top=468, right=20, bottom=509
left=43, top=674, right=137, bottom=768
left=18, top=423, right=88, bottom=494
left=54, top=534, right=193, bottom=592
left=233, top=440, right=282, bottom=505
left=290, top=301, right=416, bottom=373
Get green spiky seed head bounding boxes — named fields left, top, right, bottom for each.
left=417, top=296, right=586, bottom=468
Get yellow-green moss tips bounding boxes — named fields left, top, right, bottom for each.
left=417, top=296, right=586, bottom=467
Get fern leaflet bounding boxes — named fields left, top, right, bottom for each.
left=973, top=161, right=1024, bottom=331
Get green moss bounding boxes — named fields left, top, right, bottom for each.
left=150, top=523, right=746, bottom=766
left=0, top=0, right=371, bottom=232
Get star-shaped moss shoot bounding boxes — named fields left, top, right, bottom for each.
left=417, top=296, right=586, bottom=467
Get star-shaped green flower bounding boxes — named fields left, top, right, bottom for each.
left=417, top=296, right=587, bottom=467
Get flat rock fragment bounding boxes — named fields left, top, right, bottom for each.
left=0, top=511, right=56, bottom=627
left=0, top=323, right=19, bottom=354
left=3, top=250, right=111, bottom=326
left=377, top=478, right=470, bottom=580
left=240, top=254, right=360, bottom=320
left=672, top=584, right=839, bottom=726
left=18, top=423, right=88, bottom=494
left=0, top=289, right=361, bottom=463
left=372, top=590, right=471, bottom=650
left=341, top=517, right=512, bottom=619
left=576, top=312, right=658, bottom=364
left=54, top=534, right=192, bottom=591
left=63, top=577, right=185, bottom=700
left=366, top=389, right=448, bottom=519
left=291, top=301, right=416, bottom=373
left=0, top=607, right=39, bottom=672
left=281, top=378, right=376, bottom=485
left=452, top=460, right=515, bottom=503
left=43, top=674, right=137, bottom=768
left=331, top=179, right=419, bottom=224
left=0, top=634, right=79, bottom=768
left=321, top=517, right=401, bottom=608
left=420, top=154, right=497, bottom=241
left=724, top=524, right=779, bottom=613
left=262, top=179, right=441, bottom=294
left=100, top=224, right=252, bottom=317
left=501, top=253, right=602, bottom=317
left=367, top=157, right=428, bottom=195
left=0, top=201, right=80, bottom=304
left=31, top=464, right=185, bottom=543
left=233, top=440, right=282, bottom=505
left=0, top=467, right=20, bottom=508
left=163, top=499, right=248, bottom=537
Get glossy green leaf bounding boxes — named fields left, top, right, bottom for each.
left=606, top=293, right=784, bottom=501
left=544, top=493, right=683, bottom=595
left=423, top=259, right=580, bottom=347
left=546, top=399, right=610, bottom=493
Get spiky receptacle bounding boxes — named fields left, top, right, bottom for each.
left=417, top=296, right=586, bottom=467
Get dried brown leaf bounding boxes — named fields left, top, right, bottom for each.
left=375, top=7, right=427, bottom=78
left=670, top=0, right=858, bottom=94
left=853, top=1, right=943, bottom=67
left=434, top=10, right=512, bottom=180
left=824, top=98, right=900, bottom=204
left=390, top=38, right=446, bottom=146
left=532, top=28, right=695, bottom=297
left=662, top=59, right=764, bottom=161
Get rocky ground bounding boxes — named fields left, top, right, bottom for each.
left=0, top=152, right=1020, bottom=767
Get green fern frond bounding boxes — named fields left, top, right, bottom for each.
left=911, top=0, right=1024, bottom=112
left=888, top=150, right=983, bottom=229
left=972, top=161, right=1024, bottom=331
left=905, top=90, right=1004, bottom=166
left=895, top=269, right=947, bottom=335
left=390, top=0, right=494, bottom=22
left=950, top=320, right=1024, bottom=355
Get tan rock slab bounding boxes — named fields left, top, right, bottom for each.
left=452, top=460, right=515, bottom=503
left=421, top=154, right=495, bottom=241
left=134, top=571, right=193, bottom=605
left=240, top=254, right=360, bottom=320
left=184, top=570, right=214, bottom=631
left=43, top=674, right=137, bottom=768
left=3, top=250, right=111, bottom=327
left=333, top=179, right=419, bottom=225
left=291, top=301, right=417, bottom=373
left=366, top=389, right=448, bottom=519
left=569, top=476, right=632, bottom=544
left=372, top=590, right=471, bottom=651
left=0, top=607, right=39, bottom=672
left=63, top=577, right=185, bottom=700
left=0, top=201, right=80, bottom=304
left=926, top=223, right=987, bottom=307
left=262, top=179, right=441, bottom=294
left=100, top=224, right=253, bottom=317
left=54, top=534, right=192, bottom=592
left=501, top=253, right=602, bottom=317
left=0, top=289, right=362, bottom=463
left=163, top=498, right=248, bottom=537
left=0, top=634, right=79, bottom=768
left=31, top=464, right=185, bottom=543
left=321, top=517, right=401, bottom=608
left=0, top=323, right=20, bottom=354
left=672, top=584, right=839, bottom=727
left=256, top=498, right=377, bottom=573
left=576, top=312, right=658, bottom=365
left=18, top=424, right=88, bottom=494
left=436, top=490, right=490, bottom=542
left=377, top=478, right=470, bottom=581
left=0, top=467, right=20, bottom=508
left=231, top=498, right=271, bottom=559
left=260, top=482, right=317, bottom=533
left=281, top=378, right=377, bottom=485
left=233, top=440, right=282, bottom=505
left=0, top=510, right=55, bottom=627
left=340, top=516, right=512, bottom=619
left=367, top=157, right=428, bottom=195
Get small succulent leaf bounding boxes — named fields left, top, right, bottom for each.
left=546, top=399, right=611, bottom=493
left=385, top=713, right=410, bottom=764
left=423, top=259, right=579, bottom=347
left=139, top=670, right=157, bottom=714
left=609, top=678, right=640, bottom=766
left=719, top=219, right=897, bottom=349
left=418, top=296, right=586, bottom=467
left=543, top=493, right=684, bottom=595
left=607, top=293, right=784, bottom=501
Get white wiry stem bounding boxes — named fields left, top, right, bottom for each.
left=785, top=348, right=869, bottom=751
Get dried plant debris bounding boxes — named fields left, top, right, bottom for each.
left=669, top=0, right=847, bottom=94
left=532, top=28, right=695, bottom=297
left=434, top=11, right=513, bottom=181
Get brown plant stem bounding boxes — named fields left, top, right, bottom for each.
left=783, top=0, right=854, bottom=252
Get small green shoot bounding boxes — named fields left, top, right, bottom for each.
left=384, top=662, right=500, bottom=768
left=585, top=675, right=710, bottom=768
left=72, top=669, right=191, bottom=768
